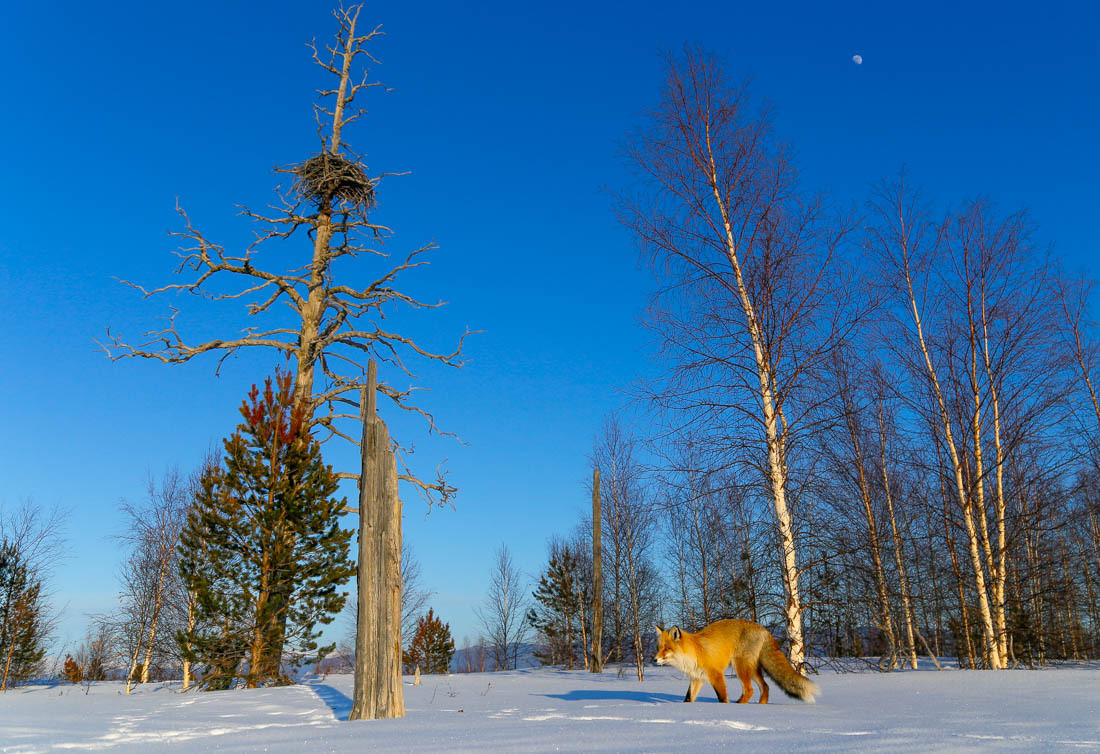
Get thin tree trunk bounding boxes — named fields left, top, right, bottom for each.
left=0, top=606, right=18, bottom=691
left=591, top=468, right=603, bottom=673
left=876, top=400, right=918, bottom=669
left=940, top=471, right=975, bottom=669
left=690, top=491, right=710, bottom=625
left=841, top=386, right=896, bottom=668
left=623, top=520, right=646, bottom=682
left=141, top=609, right=159, bottom=684
left=675, top=529, right=694, bottom=628
left=979, top=301, right=1010, bottom=666
left=125, top=607, right=150, bottom=695
left=1060, top=541, right=1081, bottom=661
left=140, top=547, right=172, bottom=684
left=182, top=594, right=196, bottom=690
left=575, top=569, right=589, bottom=671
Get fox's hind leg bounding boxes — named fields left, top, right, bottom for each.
left=684, top=677, right=703, bottom=702
left=707, top=668, right=729, bottom=703
left=733, top=660, right=754, bottom=703
left=753, top=665, right=769, bottom=704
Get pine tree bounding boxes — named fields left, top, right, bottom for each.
left=62, top=654, right=83, bottom=684
left=528, top=547, right=584, bottom=669
left=177, top=369, right=355, bottom=689
left=0, top=540, right=47, bottom=690
left=403, top=609, right=455, bottom=675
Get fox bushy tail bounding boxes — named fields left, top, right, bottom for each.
left=759, top=637, right=818, bottom=703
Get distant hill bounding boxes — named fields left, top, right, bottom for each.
left=450, top=642, right=540, bottom=673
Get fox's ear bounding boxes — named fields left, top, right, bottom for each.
left=655, top=624, right=664, bottom=637
left=670, top=626, right=681, bottom=641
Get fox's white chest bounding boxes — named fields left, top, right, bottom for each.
left=664, top=652, right=706, bottom=681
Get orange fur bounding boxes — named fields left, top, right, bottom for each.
left=654, top=619, right=818, bottom=704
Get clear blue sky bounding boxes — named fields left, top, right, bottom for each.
left=1, top=0, right=1097, bottom=649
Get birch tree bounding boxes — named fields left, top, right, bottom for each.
left=592, top=416, right=659, bottom=679
left=476, top=545, right=529, bottom=671
left=113, top=469, right=190, bottom=692
left=827, top=350, right=898, bottom=666
left=868, top=175, right=1072, bottom=668
left=868, top=179, right=1003, bottom=668
left=619, top=48, right=857, bottom=667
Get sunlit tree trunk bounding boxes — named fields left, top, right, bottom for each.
left=182, top=593, right=196, bottom=690
left=350, top=363, right=405, bottom=720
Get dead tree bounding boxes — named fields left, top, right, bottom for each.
left=98, top=4, right=468, bottom=504
left=590, top=468, right=604, bottom=673
left=350, top=361, right=404, bottom=719
left=99, top=5, right=466, bottom=717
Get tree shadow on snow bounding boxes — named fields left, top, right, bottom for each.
left=540, top=689, right=685, bottom=704
left=306, top=681, right=353, bottom=720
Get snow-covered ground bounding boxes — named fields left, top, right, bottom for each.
left=2, top=664, right=1098, bottom=752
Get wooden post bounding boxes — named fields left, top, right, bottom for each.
left=591, top=468, right=604, bottom=673
left=349, top=360, right=405, bottom=720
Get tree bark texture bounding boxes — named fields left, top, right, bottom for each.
left=350, top=361, right=405, bottom=720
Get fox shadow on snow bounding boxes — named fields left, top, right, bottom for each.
left=540, top=689, right=690, bottom=704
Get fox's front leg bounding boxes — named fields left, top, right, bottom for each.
left=684, top=677, right=704, bottom=702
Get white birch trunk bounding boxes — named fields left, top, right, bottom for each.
left=182, top=594, right=196, bottom=690
left=980, top=303, right=1010, bottom=666
left=705, top=144, right=805, bottom=668
left=124, top=614, right=147, bottom=695
left=140, top=546, right=172, bottom=685
left=904, top=261, right=1002, bottom=669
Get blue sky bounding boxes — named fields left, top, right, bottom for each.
left=1, top=0, right=1097, bottom=648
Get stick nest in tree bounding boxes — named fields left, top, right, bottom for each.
left=292, top=152, right=375, bottom=208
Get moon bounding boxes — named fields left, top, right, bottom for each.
left=852, top=54, right=863, bottom=65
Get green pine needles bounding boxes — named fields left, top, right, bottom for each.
left=178, top=368, right=355, bottom=689
left=0, top=541, right=47, bottom=689
left=528, top=545, right=588, bottom=670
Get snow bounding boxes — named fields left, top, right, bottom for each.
left=2, top=665, right=1098, bottom=752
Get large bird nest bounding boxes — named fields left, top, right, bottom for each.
left=292, top=152, right=375, bottom=208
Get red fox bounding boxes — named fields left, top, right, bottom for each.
left=654, top=619, right=818, bottom=704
